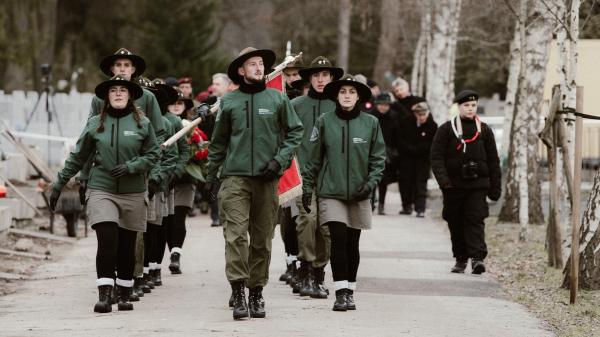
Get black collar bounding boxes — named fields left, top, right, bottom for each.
left=335, top=103, right=361, bottom=120
left=106, top=106, right=131, bottom=118
left=238, top=79, right=266, bottom=94
left=308, top=87, right=327, bottom=100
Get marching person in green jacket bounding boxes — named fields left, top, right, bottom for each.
left=49, top=76, right=159, bottom=313
left=302, top=75, right=386, bottom=312
left=80, top=48, right=166, bottom=295
left=136, top=77, right=179, bottom=292
left=290, top=56, right=343, bottom=298
left=204, top=47, right=303, bottom=320
left=163, top=88, right=195, bottom=275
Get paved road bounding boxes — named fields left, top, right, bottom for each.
left=0, top=193, right=553, bottom=337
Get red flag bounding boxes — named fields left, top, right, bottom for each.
left=266, top=72, right=303, bottom=205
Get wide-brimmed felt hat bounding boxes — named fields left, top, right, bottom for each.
left=227, top=47, right=276, bottom=85
left=454, top=89, right=479, bottom=104
left=152, top=78, right=179, bottom=106
left=290, top=78, right=310, bottom=91
left=324, top=74, right=372, bottom=103
left=298, top=56, right=343, bottom=81
left=95, top=75, right=143, bottom=100
left=174, top=88, right=194, bottom=110
left=99, top=48, right=146, bottom=78
left=374, top=93, right=392, bottom=105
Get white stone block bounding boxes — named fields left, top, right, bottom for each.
left=0, top=206, right=11, bottom=232
left=0, top=198, right=35, bottom=219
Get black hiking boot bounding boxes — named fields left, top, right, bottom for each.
left=230, top=282, right=249, bottom=320
left=93, top=285, right=113, bottom=313
left=248, top=286, right=266, bottom=318
left=151, top=269, right=163, bottom=286
left=345, top=289, right=356, bottom=310
left=116, top=285, right=134, bottom=311
left=332, top=289, right=348, bottom=311
left=133, top=277, right=145, bottom=298
left=451, top=259, right=468, bottom=273
left=169, top=252, right=182, bottom=274
left=310, top=267, right=328, bottom=299
left=471, top=259, right=486, bottom=274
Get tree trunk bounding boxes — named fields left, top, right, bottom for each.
left=516, top=0, right=529, bottom=239
left=501, top=24, right=521, bottom=163
left=373, top=0, right=402, bottom=87
left=499, top=0, right=553, bottom=230
left=336, top=0, right=352, bottom=71
left=425, top=0, right=461, bottom=124
left=563, top=171, right=600, bottom=289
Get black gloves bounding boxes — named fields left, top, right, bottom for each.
left=196, top=103, right=210, bottom=120
left=351, top=183, right=372, bottom=201
left=488, top=188, right=501, bottom=202
left=148, top=179, right=160, bottom=200
left=302, top=193, right=312, bottom=213
left=79, top=180, right=87, bottom=206
left=203, top=181, right=219, bottom=204
left=110, top=164, right=128, bottom=178
left=49, top=188, right=61, bottom=212
left=259, top=160, right=281, bottom=180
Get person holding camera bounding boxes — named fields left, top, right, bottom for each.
left=430, top=90, right=501, bottom=275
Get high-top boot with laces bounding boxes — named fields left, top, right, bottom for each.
left=169, top=252, right=182, bottom=274
left=279, top=263, right=292, bottom=282
left=151, top=269, right=163, bottom=286
left=345, top=289, right=356, bottom=310
left=94, top=285, right=113, bottom=313
left=332, top=289, right=348, bottom=311
left=292, top=261, right=306, bottom=294
left=129, top=287, right=139, bottom=302
left=143, top=273, right=155, bottom=289
left=133, top=277, right=145, bottom=297
left=450, top=259, right=468, bottom=273
left=248, top=286, right=266, bottom=318
left=299, top=263, right=315, bottom=297
left=117, top=286, right=134, bottom=311
left=310, top=267, right=328, bottom=299
left=288, top=261, right=298, bottom=286
left=230, top=282, right=249, bottom=320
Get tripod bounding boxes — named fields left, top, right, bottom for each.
left=24, top=68, right=63, bottom=166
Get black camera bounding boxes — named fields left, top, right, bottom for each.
left=461, top=160, right=479, bottom=180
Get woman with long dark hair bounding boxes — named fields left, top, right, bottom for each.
left=50, top=75, right=159, bottom=313
left=301, top=74, right=386, bottom=312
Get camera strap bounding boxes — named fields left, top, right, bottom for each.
left=451, top=115, right=481, bottom=153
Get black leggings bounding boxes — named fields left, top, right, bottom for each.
left=378, top=180, right=388, bottom=206
left=327, top=221, right=361, bottom=282
left=283, top=211, right=299, bottom=256
left=144, top=223, right=166, bottom=266
left=94, top=221, right=137, bottom=281
left=167, top=206, right=189, bottom=250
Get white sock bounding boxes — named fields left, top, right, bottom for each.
left=149, top=263, right=157, bottom=270
left=115, top=278, right=134, bottom=287
left=348, top=282, right=357, bottom=291
left=334, top=280, right=349, bottom=291
left=143, top=267, right=150, bottom=274
left=286, top=255, right=297, bottom=265
left=170, top=247, right=182, bottom=255
left=96, top=278, right=114, bottom=287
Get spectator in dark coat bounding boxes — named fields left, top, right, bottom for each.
left=397, top=101, right=438, bottom=217
left=369, top=93, right=400, bottom=215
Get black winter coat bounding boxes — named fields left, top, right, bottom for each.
left=430, top=117, right=501, bottom=200
left=369, top=108, right=401, bottom=162
left=397, top=114, right=438, bottom=161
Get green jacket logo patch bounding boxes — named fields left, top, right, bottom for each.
left=310, top=127, right=319, bottom=142
left=258, top=108, right=273, bottom=115
left=353, top=137, right=367, bottom=144
left=124, top=131, right=138, bottom=137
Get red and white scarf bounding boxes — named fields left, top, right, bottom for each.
left=450, top=115, right=481, bottom=153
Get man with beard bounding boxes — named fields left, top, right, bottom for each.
left=203, top=47, right=303, bottom=320
left=291, top=56, right=343, bottom=299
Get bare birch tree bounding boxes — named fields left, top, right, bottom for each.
left=425, top=0, right=462, bottom=123
left=411, top=1, right=431, bottom=97
left=337, top=0, right=352, bottom=70
left=373, top=0, right=402, bottom=86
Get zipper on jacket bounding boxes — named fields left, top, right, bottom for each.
left=245, top=101, right=250, bottom=128
left=250, top=94, right=254, bottom=175
left=346, top=120, right=350, bottom=200
left=116, top=118, right=120, bottom=193
left=341, top=126, right=345, bottom=153
left=312, top=106, right=316, bottom=126
left=110, top=124, right=115, bottom=147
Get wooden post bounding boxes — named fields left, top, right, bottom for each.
left=570, top=86, right=583, bottom=304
